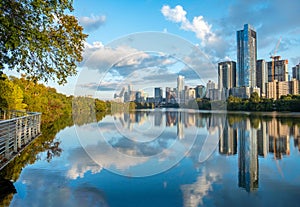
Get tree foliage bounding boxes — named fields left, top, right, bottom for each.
left=0, top=0, right=87, bottom=84
left=0, top=77, right=26, bottom=110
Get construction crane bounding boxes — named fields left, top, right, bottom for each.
left=270, top=37, right=282, bottom=81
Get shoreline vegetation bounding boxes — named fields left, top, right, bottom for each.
left=112, top=92, right=300, bottom=112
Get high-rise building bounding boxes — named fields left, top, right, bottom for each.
left=166, top=87, right=177, bottom=104
left=256, top=59, right=268, bottom=97
left=237, top=24, right=257, bottom=87
left=154, top=87, right=163, bottom=104
left=218, top=61, right=236, bottom=89
left=267, top=56, right=288, bottom=82
left=266, top=80, right=290, bottom=100
left=177, top=75, right=185, bottom=104
left=195, top=85, right=206, bottom=98
left=292, top=63, right=300, bottom=80
left=206, top=80, right=216, bottom=98
left=290, top=79, right=300, bottom=95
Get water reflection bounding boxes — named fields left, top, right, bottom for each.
left=107, top=110, right=300, bottom=193
left=4, top=110, right=300, bottom=207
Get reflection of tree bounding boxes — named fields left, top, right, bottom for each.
left=46, top=140, right=62, bottom=163
left=73, top=97, right=109, bottom=126
left=0, top=115, right=73, bottom=206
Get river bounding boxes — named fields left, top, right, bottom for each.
left=2, top=109, right=300, bottom=207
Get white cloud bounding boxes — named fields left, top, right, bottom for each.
left=161, top=5, right=228, bottom=58
left=161, top=5, right=187, bottom=23
left=79, top=15, right=106, bottom=32
left=161, top=5, right=216, bottom=46
left=81, top=42, right=150, bottom=72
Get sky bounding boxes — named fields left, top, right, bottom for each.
left=40, top=0, right=300, bottom=99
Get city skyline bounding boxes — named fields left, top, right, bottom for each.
left=106, top=22, right=300, bottom=101
left=11, top=1, right=299, bottom=99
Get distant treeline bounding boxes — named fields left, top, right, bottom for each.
left=192, top=92, right=300, bottom=112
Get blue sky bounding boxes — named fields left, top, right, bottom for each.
left=47, top=0, right=300, bottom=99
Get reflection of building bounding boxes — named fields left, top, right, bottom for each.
left=166, top=111, right=177, bottom=127
left=257, top=121, right=269, bottom=157
left=154, top=110, right=163, bottom=126
left=268, top=118, right=290, bottom=159
left=219, top=121, right=237, bottom=155
left=237, top=24, right=257, bottom=87
left=177, top=112, right=184, bottom=139
left=238, top=119, right=258, bottom=192
left=292, top=125, right=300, bottom=151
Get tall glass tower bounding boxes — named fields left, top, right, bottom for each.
left=237, top=24, right=257, bottom=87
left=177, top=75, right=185, bottom=104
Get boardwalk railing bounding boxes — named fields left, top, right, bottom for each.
left=0, top=111, right=41, bottom=170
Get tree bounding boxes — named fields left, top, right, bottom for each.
left=0, top=0, right=87, bottom=84
left=250, top=92, right=260, bottom=103
left=0, top=78, right=26, bottom=110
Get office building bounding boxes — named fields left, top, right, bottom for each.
left=237, top=24, right=257, bottom=87
left=195, top=85, right=206, bottom=98
left=218, top=61, right=236, bottom=89
left=231, top=86, right=260, bottom=99
left=256, top=59, right=268, bottom=97
left=290, top=79, right=300, bottom=95
left=292, top=63, right=300, bottom=80
left=206, top=80, right=216, bottom=98
left=266, top=80, right=289, bottom=100
left=267, top=56, right=288, bottom=82
left=154, top=87, right=163, bottom=105
left=166, top=87, right=177, bottom=104
left=177, top=75, right=185, bottom=104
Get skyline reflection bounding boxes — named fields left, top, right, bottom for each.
left=112, top=110, right=300, bottom=193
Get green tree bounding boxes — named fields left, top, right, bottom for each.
left=250, top=92, right=260, bottom=103
left=0, top=78, right=26, bottom=110
left=0, top=0, right=87, bottom=84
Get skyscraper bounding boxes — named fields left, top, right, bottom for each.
left=256, top=59, right=267, bottom=97
left=206, top=80, right=216, bottom=98
left=154, top=87, right=163, bottom=105
left=237, top=24, right=257, bottom=87
left=218, top=61, right=236, bottom=89
left=177, top=75, right=185, bottom=104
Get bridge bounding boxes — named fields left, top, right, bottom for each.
left=0, top=110, right=41, bottom=170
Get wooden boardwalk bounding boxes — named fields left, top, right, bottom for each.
left=0, top=110, right=41, bottom=170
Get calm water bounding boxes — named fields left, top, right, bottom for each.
left=6, top=109, right=300, bottom=206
